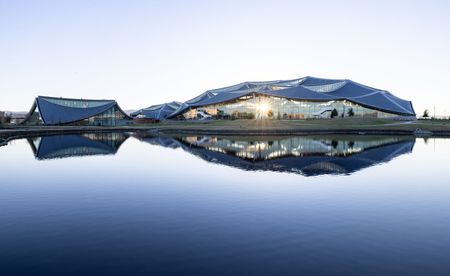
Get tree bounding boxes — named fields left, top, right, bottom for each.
left=331, top=140, right=338, bottom=149
left=347, top=108, right=355, bottom=117
left=423, top=109, right=429, bottom=118
left=0, top=112, right=11, bottom=125
left=331, top=108, right=338, bottom=118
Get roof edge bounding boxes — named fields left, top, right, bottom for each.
left=38, top=95, right=116, bottom=103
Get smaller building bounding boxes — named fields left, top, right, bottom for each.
left=21, top=96, right=132, bottom=126
left=131, top=101, right=183, bottom=120
left=9, top=112, right=28, bottom=124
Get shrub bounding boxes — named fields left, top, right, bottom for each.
left=0, top=113, right=11, bottom=125
left=331, top=140, right=338, bottom=149
left=331, top=109, right=338, bottom=118
left=347, top=108, right=355, bottom=117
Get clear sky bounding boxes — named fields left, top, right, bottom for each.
left=1, top=0, right=449, bottom=116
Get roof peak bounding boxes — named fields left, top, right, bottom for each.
left=38, top=95, right=116, bottom=102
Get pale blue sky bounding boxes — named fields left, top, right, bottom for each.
left=1, top=0, right=449, bottom=115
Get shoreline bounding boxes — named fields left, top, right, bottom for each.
left=2, top=118, right=450, bottom=143
left=2, top=119, right=450, bottom=143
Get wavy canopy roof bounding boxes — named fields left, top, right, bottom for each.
left=169, top=76, right=415, bottom=117
left=23, top=96, right=130, bottom=125
left=131, top=101, right=183, bottom=120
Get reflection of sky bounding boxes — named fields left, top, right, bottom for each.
left=1, top=1, right=450, bottom=117
left=1, top=137, right=450, bottom=274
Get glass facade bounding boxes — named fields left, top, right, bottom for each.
left=44, top=98, right=112, bottom=108
left=25, top=105, right=129, bottom=126
left=182, top=94, right=400, bottom=120
left=21, top=97, right=132, bottom=126
left=76, top=105, right=128, bottom=126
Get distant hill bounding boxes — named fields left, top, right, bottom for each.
left=124, top=110, right=137, bottom=116
left=4, top=111, right=28, bottom=118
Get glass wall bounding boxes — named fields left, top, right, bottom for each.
left=70, top=106, right=128, bottom=126
left=182, top=94, right=400, bottom=120
left=44, top=98, right=112, bottom=108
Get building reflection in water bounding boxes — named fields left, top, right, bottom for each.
left=28, top=133, right=129, bottom=160
left=24, top=132, right=415, bottom=176
left=136, top=134, right=415, bottom=176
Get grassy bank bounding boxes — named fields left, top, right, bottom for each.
left=141, top=118, right=450, bottom=136
left=2, top=118, right=450, bottom=138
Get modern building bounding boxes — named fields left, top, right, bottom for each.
left=21, top=96, right=132, bottom=126
left=1, top=111, right=28, bottom=124
left=131, top=101, right=183, bottom=120
left=139, top=76, right=415, bottom=120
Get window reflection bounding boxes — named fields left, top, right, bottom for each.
left=28, top=133, right=129, bottom=160
left=182, top=95, right=400, bottom=120
left=136, top=134, right=415, bottom=176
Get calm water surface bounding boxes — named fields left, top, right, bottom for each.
left=1, top=133, right=450, bottom=275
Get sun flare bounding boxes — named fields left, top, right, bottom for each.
left=256, top=102, right=270, bottom=113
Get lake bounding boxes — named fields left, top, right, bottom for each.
left=1, top=133, right=450, bottom=275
